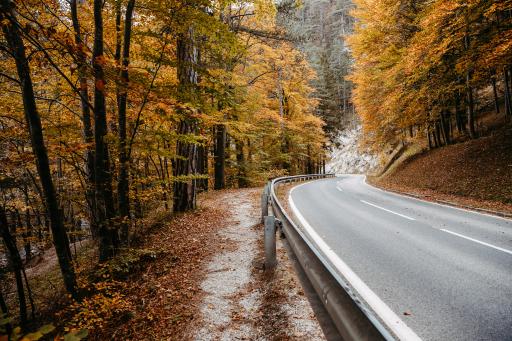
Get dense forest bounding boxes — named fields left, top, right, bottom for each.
left=0, top=0, right=326, bottom=337
left=278, top=0, right=355, bottom=138
left=350, top=0, right=512, bottom=151
left=2, top=0, right=512, bottom=338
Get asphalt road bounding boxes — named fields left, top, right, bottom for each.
left=289, top=175, right=512, bottom=341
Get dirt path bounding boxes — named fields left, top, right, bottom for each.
left=185, top=188, right=325, bottom=340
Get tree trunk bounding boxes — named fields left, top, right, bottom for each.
left=197, top=144, right=208, bottom=192
left=307, top=145, right=313, bottom=174
left=491, top=72, right=500, bottom=114
left=440, top=110, right=451, bottom=145
left=454, top=91, right=465, bottom=134
left=173, top=28, right=199, bottom=212
left=427, top=125, right=433, bottom=149
left=93, top=0, right=117, bottom=261
left=0, top=288, right=11, bottom=335
left=504, top=66, right=512, bottom=116
left=464, top=34, right=476, bottom=138
left=465, top=77, right=476, bottom=139
left=214, top=124, right=226, bottom=190
left=0, top=208, right=27, bottom=327
left=117, top=0, right=135, bottom=243
left=1, top=1, right=78, bottom=298
left=70, top=0, right=97, bottom=238
left=235, top=139, right=248, bottom=188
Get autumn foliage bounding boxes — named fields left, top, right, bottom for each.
left=0, top=0, right=325, bottom=337
left=350, top=0, right=512, bottom=150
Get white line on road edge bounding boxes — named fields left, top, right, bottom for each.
left=360, top=200, right=416, bottom=221
left=440, top=229, right=512, bottom=256
left=362, top=176, right=512, bottom=223
left=289, top=189, right=422, bottom=341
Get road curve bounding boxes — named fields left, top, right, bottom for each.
left=289, top=175, right=512, bottom=341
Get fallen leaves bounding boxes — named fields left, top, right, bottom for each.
left=375, top=125, right=512, bottom=215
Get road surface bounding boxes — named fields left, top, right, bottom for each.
left=289, top=175, right=512, bottom=341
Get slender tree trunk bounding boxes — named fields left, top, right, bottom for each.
left=435, top=122, right=442, bottom=146
left=465, top=77, right=476, bottom=138
left=491, top=73, right=500, bottom=114
left=504, top=66, right=512, bottom=116
left=235, top=139, right=248, bottom=188
left=70, top=0, right=97, bottom=238
left=93, top=0, right=117, bottom=261
left=441, top=110, right=451, bottom=145
left=118, top=0, right=135, bottom=243
left=173, top=28, right=199, bottom=212
left=427, top=125, right=433, bottom=149
left=464, top=34, right=476, bottom=138
left=0, top=287, right=11, bottom=336
left=0, top=208, right=27, bottom=327
left=454, top=91, right=465, bottom=134
left=307, top=145, right=313, bottom=174
left=1, top=1, right=78, bottom=298
left=214, top=124, right=226, bottom=190
left=197, top=144, right=208, bottom=192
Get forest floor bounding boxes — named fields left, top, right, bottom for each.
left=101, top=187, right=324, bottom=340
left=3, top=188, right=324, bottom=340
left=371, top=122, right=512, bottom=215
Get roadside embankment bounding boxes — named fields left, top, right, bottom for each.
left=371, top=125, right=512, bottom=215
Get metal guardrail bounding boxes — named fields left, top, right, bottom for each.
left=262, top=174, right=394, bottom=341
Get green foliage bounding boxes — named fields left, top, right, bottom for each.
left=95, top=248, right=161, bottom=280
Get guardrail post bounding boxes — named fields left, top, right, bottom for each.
left=264, top=215, right=277, bottom=269
left=261, top=183, right=269, bottom=223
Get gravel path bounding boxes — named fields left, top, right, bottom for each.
left=186, top=188, right=325, bottom=340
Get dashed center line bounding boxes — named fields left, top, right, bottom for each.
left=360, top=200, right=416, bottom=221
left=440, top=229, right=512, bottom=256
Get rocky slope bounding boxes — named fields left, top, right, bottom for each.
left=326, top=125, right=378, bottom=174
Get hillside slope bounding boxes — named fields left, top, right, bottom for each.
left=373, top=125, right=512, bottom=214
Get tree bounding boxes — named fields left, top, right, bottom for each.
left=0, top=0, right=78, bottom=297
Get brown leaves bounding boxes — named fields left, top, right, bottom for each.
left=374, top=124, right=512, bottom=215
left=95, top=79, right=105, bottom=92
left=91, top=194, right=229, bottom=340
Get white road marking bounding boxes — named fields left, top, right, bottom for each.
left=336, top=186, right=343, bottom=192
left=360, top=200, right=416, bottom=221
left=440, top=229, right=512, bottom=256
left=289, top=189, right=422, bottom=341
left=363, top=176, right=512, bottom=223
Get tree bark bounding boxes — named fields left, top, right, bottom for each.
left=0, top=208, right=27, bottom=327
left=464, top=34, right=476, bottom=138
left=454, top=91, right=465, bottom=133
left=504, top=66, right=512, bottom=116
left=197, top=144, right=208, bottom=192
left=214, top=124, right=226, bottom=190
left=491, top=72, right=500, bottom=114
left=118, top=0, right=135, bottom=243
left=235, top=139, right=248, bottom=188
left=173, top=28, right=199, bottom=212
left=93, top=0, right=117, bottom=261
left=70, top=0, right=97, bottom=238
left=440, top=110, right=451, bottom=145
left=1, top=0, right=78, bottom=298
